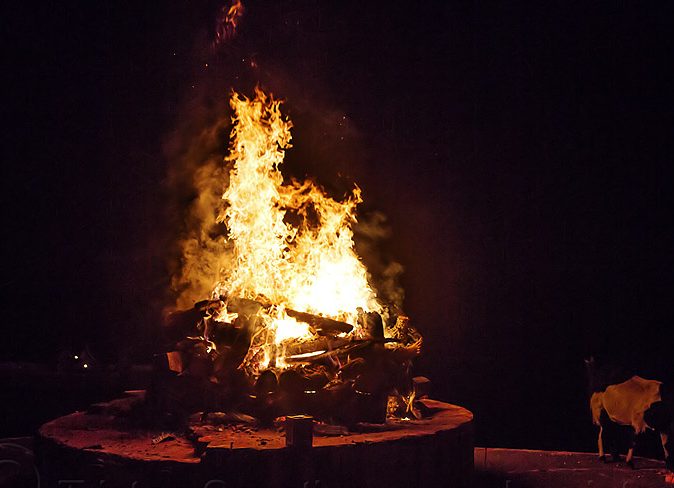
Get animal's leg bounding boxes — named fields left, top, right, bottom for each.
left=598, top=408, right=618, bottom=462
left=626, top=430, right=636, bottom=469
left=611, top=433, right=621, bottom=463
left=661, top=432, right=669, bottom=460
left=598, top=426, right=606, bottom=461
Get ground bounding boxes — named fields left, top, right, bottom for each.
left=2, top=437, right=672, bottom=487
left=475, top=447, right=671, bottom=487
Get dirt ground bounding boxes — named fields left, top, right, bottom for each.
left=475, top=447, right=671, bottom=488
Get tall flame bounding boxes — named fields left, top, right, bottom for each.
left=213, top=88, right=380, bottom=368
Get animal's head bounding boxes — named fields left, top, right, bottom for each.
left=584, top=356, right=600, bottom=397
left=643, top=385, right=673, bottom=470
left=644, top=401, right=672, bottom=431
left=584, top=356, right=631, bottom=395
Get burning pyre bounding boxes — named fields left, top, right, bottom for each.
left=152, top=89, right=422, bottom=429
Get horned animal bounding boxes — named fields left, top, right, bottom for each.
left=585, top=357, right=673, bottom=471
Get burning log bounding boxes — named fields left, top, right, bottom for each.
left=390, top=338, right=423, bottom=362
left=285, top=308, right=353, bottom=335
left=209, top=315, right=256, bottom=372
left=162, top=298, right=225, bottom=347
left=301, top=366, right=331, bottom=390
left=162, top=337, right=214, bottom=377
left=194, top=297, right=227, bottom=315
left=162, top=308, right=204, bottom=346
left=359, top=311, right=384, bottom=340
left=321, top=330, right=421, bottom=423
left=284, top=340, right=370, bottom=363
left=283, top=337, right=349, bottom=357
left=338, top=357, right=367, bottom=380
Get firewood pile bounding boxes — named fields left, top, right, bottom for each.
left=145, top=295, right=424, bottom=430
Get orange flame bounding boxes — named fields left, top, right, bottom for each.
left=214, top=0, right=245, bottom=44
left=209, top=88, right=381, bottom=371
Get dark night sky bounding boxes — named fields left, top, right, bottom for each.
left=2, top=1, right=673, bottom=449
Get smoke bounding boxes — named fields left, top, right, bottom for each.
left=354, top=211, right=406, bottom=312
left=163, top=91, right=234, bottom=310
left=163, top=1, right=406, bottom=314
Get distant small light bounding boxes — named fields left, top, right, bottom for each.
left=205, top=63, right=209, bottom=68
left=73, top=355, right=79, bottom=360
left=83, top=363, right=89, bottom=369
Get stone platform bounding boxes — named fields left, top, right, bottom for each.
left=36, top=395, right=474, bottom=488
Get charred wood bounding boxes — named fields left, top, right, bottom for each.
left=284, top=340, right=371, bottom=363
left=359, top=311, right=384, bottom=340
left=283, top=337, right=349, bottom=357
left=285, top=309, right=353, bottom=334
left=166, top=351, right=185, bottom=374
left=413, top=376, right=431, bottom=399
left=162, top=308, right=204, bottom=346
left=252, top=370, right=280, bottom=425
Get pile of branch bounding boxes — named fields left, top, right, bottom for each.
left=146, top=296, right=422, bottom=429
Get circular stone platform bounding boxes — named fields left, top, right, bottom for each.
left=36, top=394, right=473, bottom=488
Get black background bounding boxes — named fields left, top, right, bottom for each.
left=2, top=1, right=673, bottom=451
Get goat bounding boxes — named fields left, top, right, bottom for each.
left=585, top=357, right=672, bottom=471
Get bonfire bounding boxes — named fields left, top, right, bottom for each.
left=151, top=88, right=423, bottom=430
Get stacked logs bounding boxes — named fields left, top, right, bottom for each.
left=146, top=296, right=423, bottom=429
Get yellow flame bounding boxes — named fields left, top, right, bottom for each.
left=272, top=317, right=312, bottom=345
left=212, top=88, right=380, bottom=371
